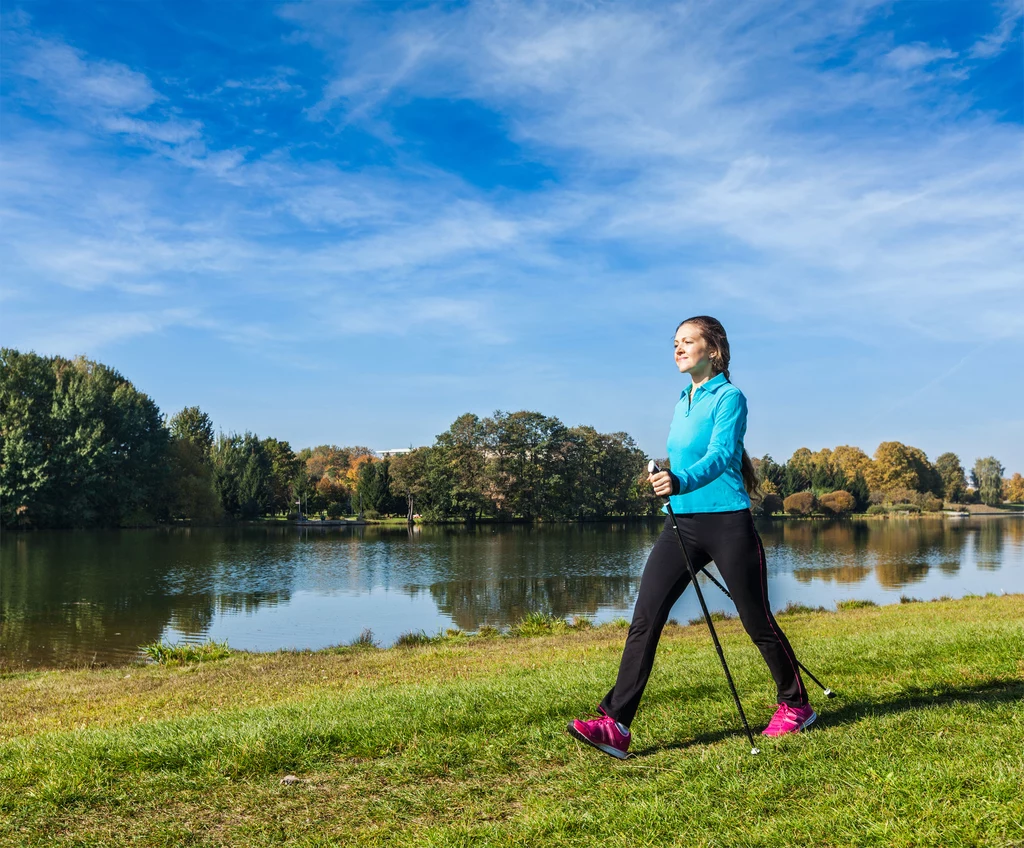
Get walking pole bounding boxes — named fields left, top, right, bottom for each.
left=689, top=564, right=836, bottom=699
left=648, top=461, right=760, bottom=755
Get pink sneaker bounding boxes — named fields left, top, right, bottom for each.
left=567, top=714, right=631, bottom=759
left=762, top=703, right=817, bottom=737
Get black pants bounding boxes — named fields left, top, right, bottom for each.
left=601, top=510, right=807, bottom=727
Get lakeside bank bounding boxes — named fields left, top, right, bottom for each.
left=2, top=595, right=1021, bottom=847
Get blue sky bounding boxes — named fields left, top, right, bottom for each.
left=2, top=0, right=1022, bottom=474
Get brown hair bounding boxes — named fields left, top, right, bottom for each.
left=676, top=316, right=759, bottom=499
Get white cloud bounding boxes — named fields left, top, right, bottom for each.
left=274, top=0, right=1023, bottom=339
left=883, top=42, right=957, bottom=72
left=7, top=29, right=247, bottom=176
left=969, top=0, right=1021, bottom=59
left=5, top=307, right=201, bottom=355
left=18, top=38, right=159, bottom=112
left=2, top=0, right=1021, bottom=360
left=102, top=115, right=202, bottom=144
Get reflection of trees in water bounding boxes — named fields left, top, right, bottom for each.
left=792, top=564, right=872, bottom=585
left=971, top=520, right=1005, bottom=571
left=166, top=591, right=291, bottom=636
left=757, top=517, right=1018, bottom=590
left=428, top=575, right=638, bottom=631
left=875, top=559, right=930, bottom=588
left=768, top=521, right=871, bottom=556
left=408, top=522, right=654, bottom=630
left=0, top=528, right=299, bottom=668
left=5, top=518, right=1019, bottom=667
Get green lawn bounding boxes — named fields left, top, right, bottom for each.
left=2, top=596, right=1022, bottom=847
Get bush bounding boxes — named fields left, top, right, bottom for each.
left=836, top=599, right=878, bottom=610
left=395, top=630, right=436, bottom=647
left=915, top=493, right=943, bottom=512
left=891, top=503, right=921, bottom=513
left=761, top=493, right=783, bottom=515
left=819, top=490, right=856, bottom=516
left=866, top=504, right=888, bottom=515
left=141, top=640, right=231, bottom=665
left=510, top=612, right=569, bottom=637
left=783, top=491, right=816, bottom=515
left=349, top=629, right=378, bottom=650
left=776, top=601, right=828, bottom=615
left=688, top=611, right=736, bottom=626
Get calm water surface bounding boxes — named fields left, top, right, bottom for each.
left=2, top=516, right=1022, bottom=668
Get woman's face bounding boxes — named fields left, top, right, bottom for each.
left=673, top=322, right=711, bottom=376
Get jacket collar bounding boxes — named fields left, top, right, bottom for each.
left=681, top=371, right=728, bottom=400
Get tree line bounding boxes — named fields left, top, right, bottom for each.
left=0, top=351, right=653, bottom=528
left=753, top=443, right=1015, bottom=516
left=1, top=349, right=1019, bottom=529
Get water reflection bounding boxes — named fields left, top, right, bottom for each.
left=1, top=517, right=1021, bottom=668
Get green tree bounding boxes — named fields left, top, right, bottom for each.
left=355, top=458, right=401, bottom=517
left=261, top=437, right=298, bottom=516
left=0, top=348, right=59, bottom=527
left=166, top=406, right=220, bottom=523
left=971, top=457, right=1005, bottom=507
left=935, top=452, right=967, bottom=503
left=848, top=473, right=871, bottom=512
left=482, top=410, right=568, bottom=520
left=908, top=447, right=943, bottom=497
left=211, top=433, right=273, bottom=519
left=390, top=448, right=432, bottom=522
left=755, top=454, right=785, bottom=494
left=0, top=350, right=168, bottom=527
left=428, top=414, right=489, bottom=522
left=557, top=426, right=648, bottom=519
left=168, top=406, right=214, bottom=454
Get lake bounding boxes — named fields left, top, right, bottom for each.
left=2, top=516, right=1022, bottom=669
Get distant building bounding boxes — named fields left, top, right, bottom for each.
left=377, top=448, right=416, bottom=458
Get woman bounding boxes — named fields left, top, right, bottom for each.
left=568, top=316, right=815, bottom=759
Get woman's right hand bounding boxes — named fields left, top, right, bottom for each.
left=649, top=471, right=675, bottom=498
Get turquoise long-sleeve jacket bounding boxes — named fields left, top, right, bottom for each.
left=665, top=372, right=752, bottom=514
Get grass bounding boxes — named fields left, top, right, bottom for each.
left=2, top=595, right=1022, bottom=847
left=140, top=640, right=233, bottom=665
left=836, top=599, right=878, bottom=611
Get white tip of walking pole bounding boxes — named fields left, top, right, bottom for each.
left=824, top=688, right=835, bottom=699
left=751, top=747, right=761, bottom=755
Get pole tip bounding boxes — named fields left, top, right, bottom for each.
left=825, top=689, right=836, bottom=698
left=751, top=747, right=761, bottom=755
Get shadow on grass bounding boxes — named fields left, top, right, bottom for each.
left=630, top=677, right=1024, bottom=758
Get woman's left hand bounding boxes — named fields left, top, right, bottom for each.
left=649, top=471, right=674, bottom=498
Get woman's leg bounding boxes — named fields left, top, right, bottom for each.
left=701, top=511, right=808, bottom=707
left=600, top=518, right=711, bottom=727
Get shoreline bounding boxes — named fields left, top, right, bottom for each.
left=3, top=592, right=1020, bottom=676
left=5, top=507, right=1021, bottom=532
left=2, top=594, right=1022, bottom=847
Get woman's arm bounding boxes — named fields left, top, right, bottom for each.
left=671, top=390, right=747, bottom=494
